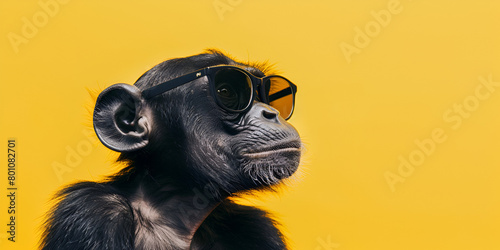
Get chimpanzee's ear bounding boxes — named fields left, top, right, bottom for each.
left=93, top=83, right=151, bottom=152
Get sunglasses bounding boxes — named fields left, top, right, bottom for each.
left=142, top=65, right=297, bottom=120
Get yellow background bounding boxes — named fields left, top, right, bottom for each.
left=1, top=0, right=499, bottom=249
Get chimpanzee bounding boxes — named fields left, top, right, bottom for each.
left=41, top=49, right=301, bottom=250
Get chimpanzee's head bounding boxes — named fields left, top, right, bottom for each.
left=93, top=50, right=301, bottom=197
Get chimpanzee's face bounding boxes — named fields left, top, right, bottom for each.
left=150, top=66, right=301, bottom=193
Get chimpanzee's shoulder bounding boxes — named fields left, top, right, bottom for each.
left=192, top=199, right=287, bottom=250
left=41, top=181, right=135, bottom=250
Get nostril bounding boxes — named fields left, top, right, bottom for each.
left=262, top=109, right=278, bottom=120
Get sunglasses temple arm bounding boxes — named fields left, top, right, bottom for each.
left=142, top=70, right=207, bottom=99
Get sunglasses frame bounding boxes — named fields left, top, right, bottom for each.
left=141, top=65, right=297, bottom=120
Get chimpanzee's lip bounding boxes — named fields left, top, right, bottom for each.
left=241, top=140, right=301, bottom=158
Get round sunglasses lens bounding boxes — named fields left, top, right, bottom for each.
left=214, top=69, right=252, bottom=111
left=264, top=77, right=295, bottom=119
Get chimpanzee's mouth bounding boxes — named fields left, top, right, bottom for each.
left=241, top=140, right=301, bottom=159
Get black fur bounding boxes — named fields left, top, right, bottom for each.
left=42, top=182, right=286, bottom=250
left=192, top=200, right=287, bottom=249
left=42, top=182, right=135, bottom=250
left=41, top=50, right=300, bottom=249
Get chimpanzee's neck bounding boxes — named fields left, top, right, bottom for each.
left=118, top=167, right=224, bottom=248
